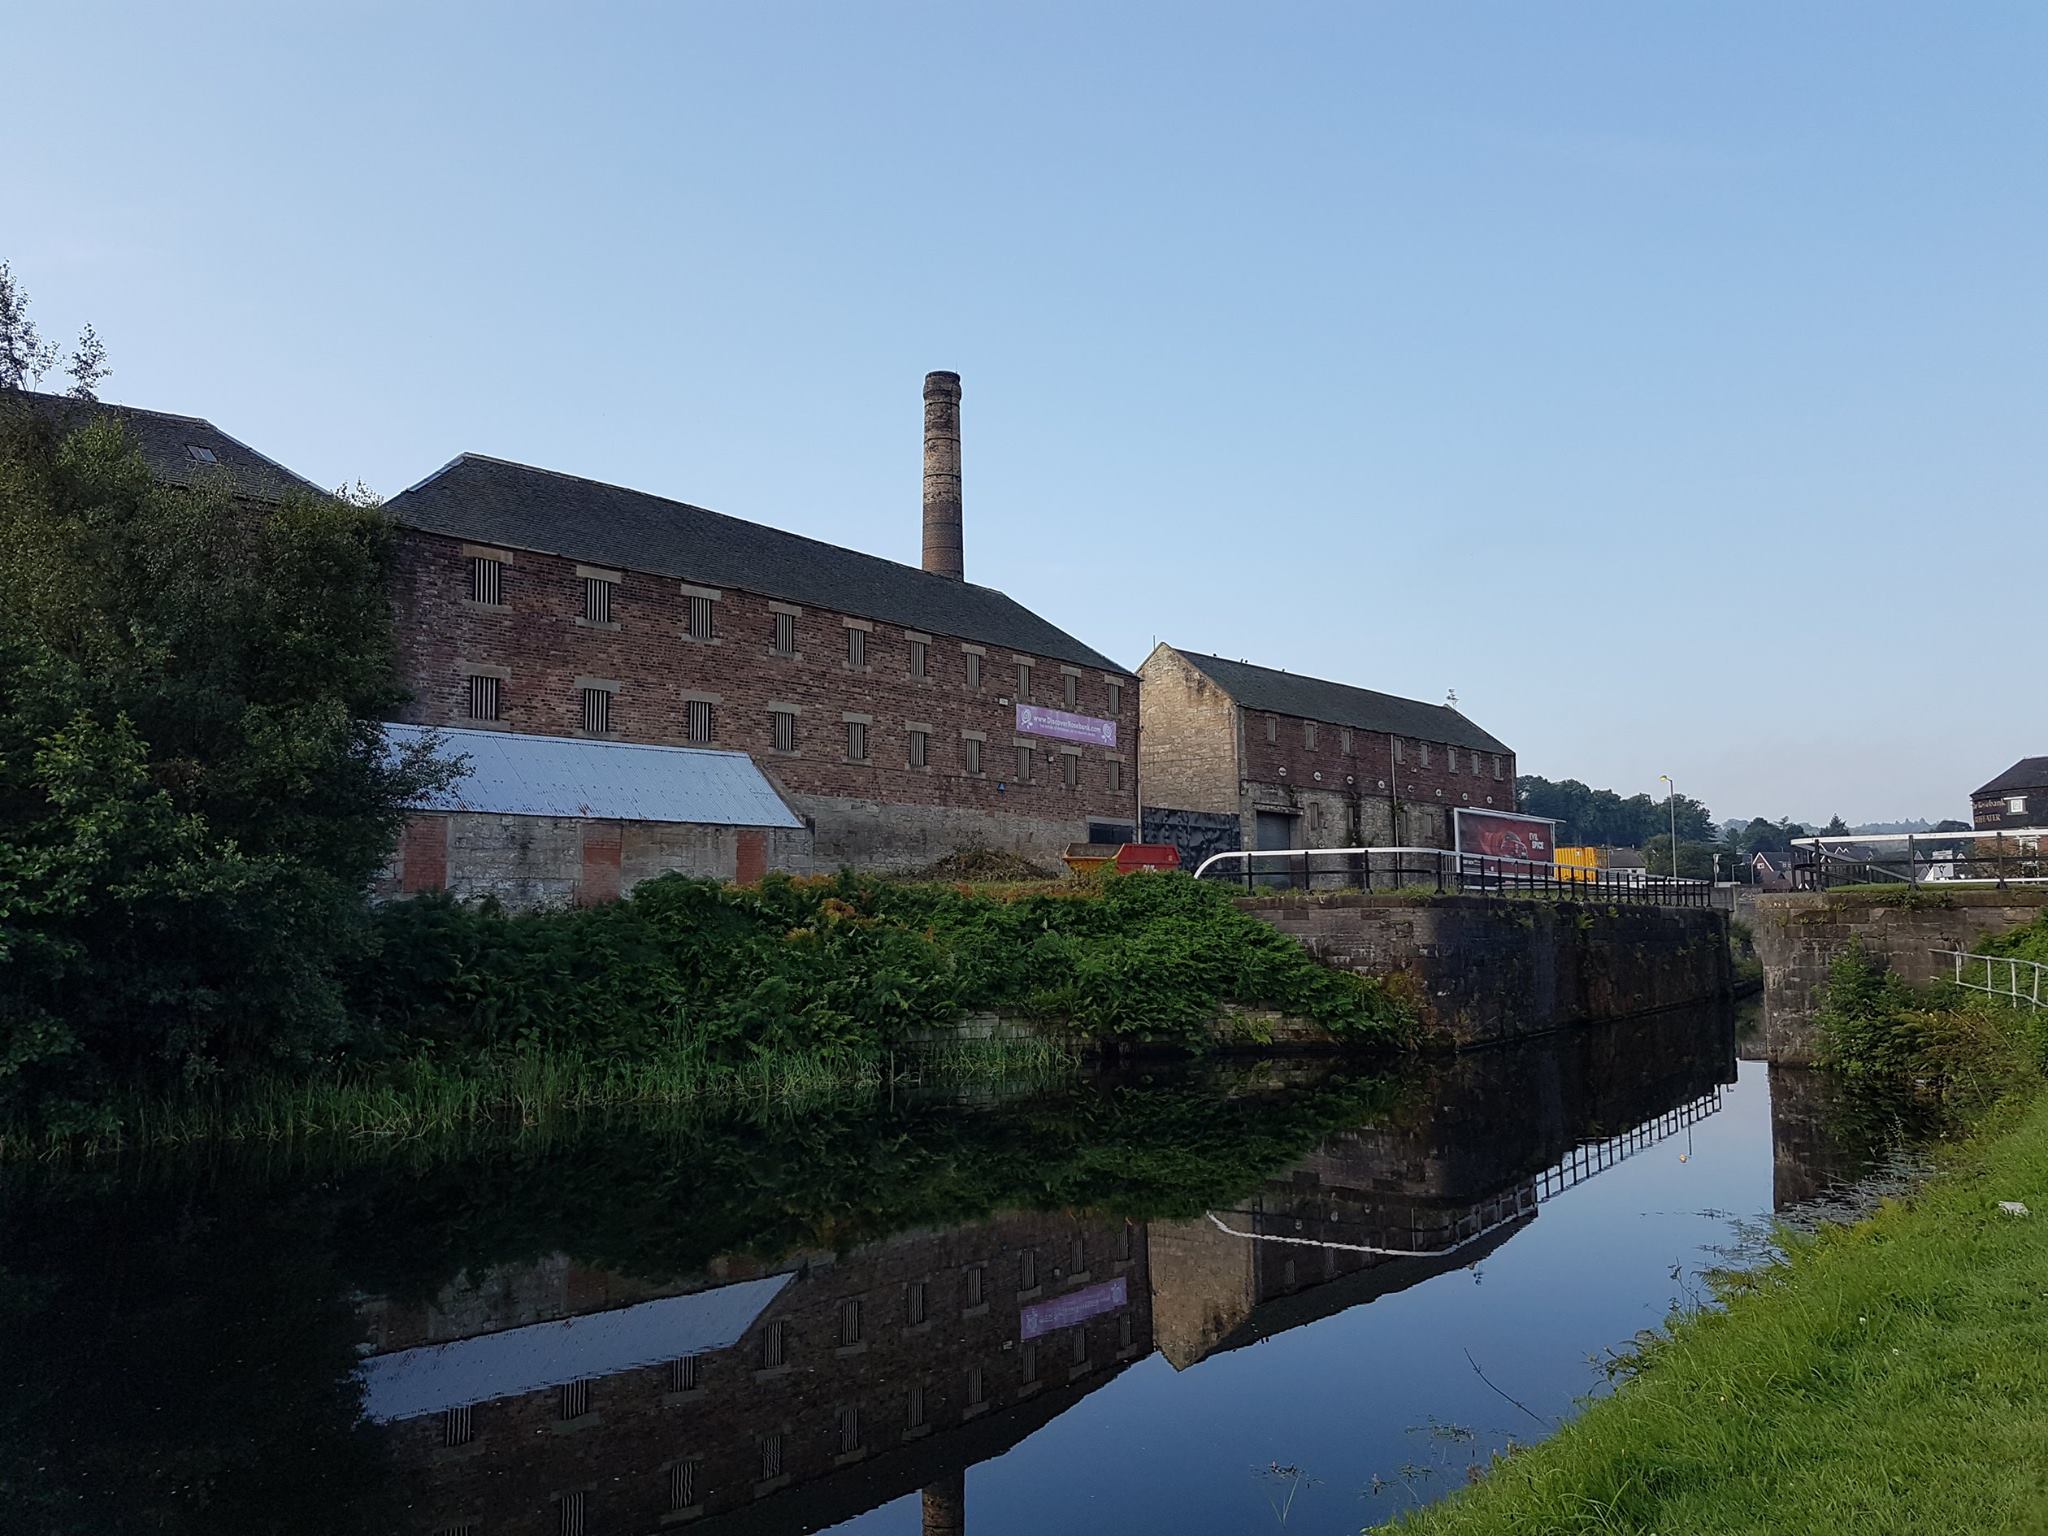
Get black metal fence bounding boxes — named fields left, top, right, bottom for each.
left=1194, top=848, right=1721, bottom=910
left=1798, top=836, right=2046, bottom=892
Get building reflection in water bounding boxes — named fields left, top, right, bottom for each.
left=369, top=1004, right=1735, bottom=1535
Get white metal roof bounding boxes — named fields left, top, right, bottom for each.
left=386, top=723, right=806, bottom=828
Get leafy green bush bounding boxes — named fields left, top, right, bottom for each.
left=1815, top=941, right=2042, bottom=1101
left=355, top=870, right=1416, bottom=1061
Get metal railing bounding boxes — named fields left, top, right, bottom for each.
left=1794, top=828, right=2048, bottom=891
left=1937, top=948, right=2048, bottom=1009
left=1191, top=845, right=1721, bottom=909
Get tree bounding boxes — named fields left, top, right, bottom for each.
left=1516, top=774, right=1714, bottom=847
left=0, top=262, right=58, bottom=389
left=64, top=322, right=108, bottom=400
left=0, top=397, right=454, bottom=1125
left=1823, top=815, right=1851, bottom=836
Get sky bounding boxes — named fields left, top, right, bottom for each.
left=10, top=3, right=2044, bottom=826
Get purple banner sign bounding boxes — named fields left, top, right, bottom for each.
left=1019, top=1275, right=1128, bottom=1341
left=1016, top=703, right=1117, bottom=748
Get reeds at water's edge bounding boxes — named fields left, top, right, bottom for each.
left=0, top=1037, right=1079, bottom=1160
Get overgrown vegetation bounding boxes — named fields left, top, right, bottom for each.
left=351, top=868, right=1414, bottom=1062
left=1815, top=941, right=2047, bottom=1100
left=0, top=393, right=453, bottom=1134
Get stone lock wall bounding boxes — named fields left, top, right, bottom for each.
left=1752, top=888, right=2048, bottom=1064
left=377, top=812, right=813, bottom=908
left=1238, top=894, right=1732, bottom=1047
left=390, top=527, right=1139, bottom=872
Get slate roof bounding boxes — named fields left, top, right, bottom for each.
left=1973, top=757, right=2048, bottom=799
left=7, top=389, right=322, bottom=503
left=382, top=453, right=1128, bottom=675
left=387, top=724, right=806, bottom=828
left=1165, top=647, right=1514, bottom=754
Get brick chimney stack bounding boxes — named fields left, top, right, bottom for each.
left=921, top=370, right=964, bottom=580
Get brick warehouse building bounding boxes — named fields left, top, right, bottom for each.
left=1137, top=644, right=1518, bottom=869
left=386, top=372, right=1141, bottom=872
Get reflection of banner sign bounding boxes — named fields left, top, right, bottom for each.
left=1453, top=809, right=1556, bottom=863
left=1016, top=704, right=1117, bottom=748
left=1019, top=1275, right=1127, bottom=1341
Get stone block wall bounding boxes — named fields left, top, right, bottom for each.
left=376, top=812, right=813, bottom=908
left=1752, top=888, right=2048, bottom=1063
left=1238, top=894, right=1732, bottom=1047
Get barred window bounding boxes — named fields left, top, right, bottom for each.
left=760, top=1320, right=787, bottom=1369
left=1020, top=1248, right=1038, bottom=1290
left=1071, top=1235, right=1086, bottom=1270
left=1395, top=738, right=1406, bottom=764
left=1449, top=747, right=1459, bottom=774
left=967, top=1365, right=986, bottom=1405
left=909, top=639, right=927, bottom=679
left=906, top=1382, right=927, bottom=1429
left=909, top=729, right=928, bottom=769
left=965, top=1265, right=985, bottom=1307
left=582, top=576, right=614, bottom=625
left=1016, top=660, right=1032, bottom=698
left=1064, top=673, right=1078, bottom=709
left=580, top=687, right=611, bottom=736
left=846, top=720, right=869, bottom=762
left=1118, top=1223, right=1133, bottom=1261
left=685, top=594, right=715, bottom=640
left=846, top=626, right=866, bottom=669
left=836, top=1403, right=862, bottom=1455
left=1015, top=745, right=1033, bottom=784
left=760, top=1432, right=784, bottom=1480
left=469, top=556, right=502, bottom=606
left=685, top=699, right=714, bottom=746
left=1119, top=1311, right=1134, bottom=1348
left=964, top=737, right=982, bottom=776
left=1071, top=1328, right=1088, bottom=1365
left=668, top=1458, right=700, bottom=1512
left=466, top=674, right=501, bottom=722
left=440, top=1405, right=474, bottom=1446
left=772, top=709, right=797, bottom=754
left=670, top=1354, right=703, bottom=1393
left=840, top=1298, right=864, bottom=1347
left=1493, top=754, right=1503, bottom=780
left=1107, top=760, right=1123, bottom=793
left=1473, top=751, right=1484, bottom=775
left=1342, top=727, right=1354, bottom=755
left=1304, top=721, right=1318, bottom=749
left=555, top=1490, right=585, bottom=1536
left=966, top=651, right=983, bottom=691
left=1107, top=681, right=1122, bottom=715
left=907, top=1280, right=928, bottom=1325
left=772, top=610, right=796, bottom=656
left=1022, top=1341, right=1039, bottom=1382
left=1061, top=753, right=1078, bottom=790
left=1265, top=716, right=1278, bottom=744
left=559, top=1379, right=591, bottom=1421
left=1419, top=741, right=1431, bottom=768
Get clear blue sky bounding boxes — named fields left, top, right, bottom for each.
left=13, top=3, right=2043, bottom=826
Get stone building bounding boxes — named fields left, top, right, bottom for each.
left=1136, top=645, right=1518, bottom=868
left=375, top=724, right=812, bottom=906
left=1971, top=756, right=2048, bottom=831
left=385, top=373, right=1140, bottom=873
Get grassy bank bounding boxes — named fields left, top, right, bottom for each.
left=1389, top=950, right=2048, bottom=1536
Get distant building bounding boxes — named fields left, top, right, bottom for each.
left=9, top=389, right=320, bottom=507
left=384, top=373, right=1139, bottom=872
left=1136, top=645, right=1517, bottom=869
left=376, top=725, right=812, bottom=907
left=1972, top=757, right=2048, bottom=830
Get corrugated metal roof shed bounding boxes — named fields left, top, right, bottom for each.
left=387, top=724, right=805, bottom=828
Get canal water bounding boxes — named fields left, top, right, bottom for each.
left=2, top=1004, right=1892, bottom=1536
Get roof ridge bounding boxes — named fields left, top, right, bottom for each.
left=1174, top=646, right=1456, bottom=713
left=397, top=452, right=1046, bottom=608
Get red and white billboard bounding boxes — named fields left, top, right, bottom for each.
left=1453, top=808, right=1557, bottom=865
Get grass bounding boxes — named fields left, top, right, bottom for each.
left=1385, top=1060, right=2048, bottom=1534
left=0, top=1036, right=1079, bottom=1160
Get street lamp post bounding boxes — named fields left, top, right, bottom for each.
left=1660, top=774, right=1678, bottom=881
